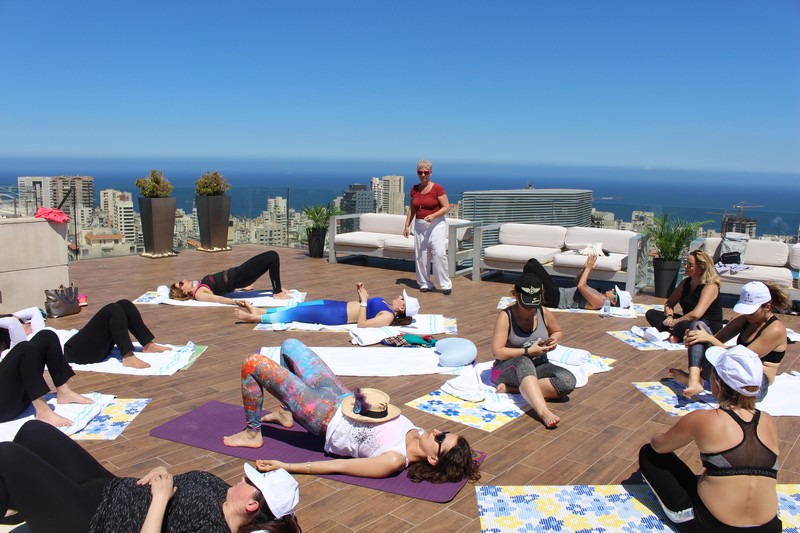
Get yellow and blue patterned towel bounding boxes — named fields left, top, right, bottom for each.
left=608, top=330, right=684, bottom=351
left=406, top=390, right=523, bottom=432
left=73, top=398, right=151, bottom=440
left=497, top=296, right=662, bottom=318
left=477, top=484, right=800, bottom=532
left=633, top=379, right=717, bottom=416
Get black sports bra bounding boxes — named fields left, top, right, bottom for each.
left=740, top=316, right=785, bottom=364
left=700, top=409, right=778, bottom=479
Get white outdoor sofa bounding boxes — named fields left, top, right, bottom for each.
left=471, top=223, right=649, bottom=293
left=690, top=237, right=800, bottom=298
left=328, top=213, right=479, bottom=278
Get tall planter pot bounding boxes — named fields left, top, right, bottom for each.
left=307, top=228, right=327, bottom=258
left=653, top=258, right=681, bottom=298
left=138, top=197, right=177, bottom=258
left=195, top=195, right=232, bottom=252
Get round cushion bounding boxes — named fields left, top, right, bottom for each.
left=436, top=337, right=477, bottom=367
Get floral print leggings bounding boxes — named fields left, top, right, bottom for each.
left=240, top=338, right=350, bottom=435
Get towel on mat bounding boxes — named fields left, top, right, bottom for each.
left=71, top=342, right=199, bottom=375
left=0, top=393, right=114, bottom=441
left=135, top=285, right=306, bottom=307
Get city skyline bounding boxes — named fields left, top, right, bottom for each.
left=1, top=1, right=798, bottom=175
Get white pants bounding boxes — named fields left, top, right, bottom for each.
left=414, top=217, right=451, bottom=290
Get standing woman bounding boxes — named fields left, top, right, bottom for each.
left=645, top=250, right=723, bottom=343
left=403, top=160, right=452, bottom=295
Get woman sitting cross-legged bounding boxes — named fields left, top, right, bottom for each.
left=234, top=283, right=419, bottom=328
left=639, top=345, right=781, bottom=532
left=0, top=420, right=301, bottom=533
left=223, top=338, right=481, bottom=484
left=670, top=281, right=789, bottom=399
left=490, top=273, right=575, bottom=429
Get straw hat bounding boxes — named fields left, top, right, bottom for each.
left=341, top=388, right=401, bottom=423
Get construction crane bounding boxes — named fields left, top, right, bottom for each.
left=732, top=201, right=763, bottom=217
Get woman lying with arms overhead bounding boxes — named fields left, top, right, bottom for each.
left=223, top=339, right=481, bottom=484
left=234, top=282, right=419, bottom=328
left=639, top=345, right=781, bottom=532
left=170, top=250, right=292, bottom=304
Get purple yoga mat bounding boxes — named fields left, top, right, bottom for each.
left=150, top=400, right=485, bottom=503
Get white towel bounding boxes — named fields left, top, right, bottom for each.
left=441, top=366, right=491, bottom=402
left=400, top=314, right=448, bottom=335
left=0, top=392, right=114, bottom=442
left=150, top=285, right=306, bottom=307
left=547, top=345, right=590, bottom=366
left=786, top=328, right=800, bottom=343
left=71, top=343, right=197, bottom=375
left=757, top=372, right=800, bottom=417
left=350, top=326, right=402, bottom=346
left=258, top=346, right=460, bottom=377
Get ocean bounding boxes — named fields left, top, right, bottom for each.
left=1, top=159, right=798, bottom=237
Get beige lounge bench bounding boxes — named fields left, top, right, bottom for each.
left=328, top=213, right=478, bottom=278
left=472, top=223, right=649, bottom=293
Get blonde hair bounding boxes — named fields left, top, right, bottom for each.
left=417, top=160, right=433, bottom=171
left=713, top=370, right=756, bottom=411
left=690, top=250, right=719, bottom=286
left=766, top=282, right=791, bottom=312
left=169, top=283, right=191, bottom=301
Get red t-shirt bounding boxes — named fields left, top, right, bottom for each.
left=410, top=183, right=446, bottom=219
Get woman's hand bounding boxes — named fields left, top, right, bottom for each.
left=662, top=316, right=675, bottom=329
left=356, top=283, right=369, bottom=302
left=403, top=226, right=410, bottom=238
left=256, top=459, right=287, bottom=473
left=684, top=327, right=715, bottom=346
left=137, top=466, right=170, bottom=486
left=423, top=215, right=434, bottom=222
left=585, top=254, right=597, bottom=270
left=149, top=472, right=176, bottom=502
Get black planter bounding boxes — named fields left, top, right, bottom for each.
left=138, top=197, right=176, bottom=257
left=307, top=228, right=327, bottom=258
left=653, top=258, right=681, bottom=298
left=195, top=195, right=231, bottom=251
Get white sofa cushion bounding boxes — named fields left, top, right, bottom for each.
left=743, top=240, right=788, bottom=268
left=359, top=213, right=406, bottom=235
left=382, top=235, right=416, bottom=253
left=718, top=265, right=793, bottom=288
left=498, top=223, right=567, bottom=248
left=334, top=231, right=398, bottom=248
left=484, top=244, right=561, bottom=265
left=790, top=243, right=800, bottom=270
left=553, top=251, right=626, bottom=272
left=563, top=227, right=636, bottom=255
left=700, top=237, right=723, bottom=259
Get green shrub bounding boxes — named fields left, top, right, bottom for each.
left=135, top=170, right=173, bottom=198
left=195, top=171, right=230, bottom=196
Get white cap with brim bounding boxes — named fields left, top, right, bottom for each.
left=733, top=281, right=771, bottom=315
left=705, top=345, right=763, bottom=397
left=243, top=464, right=299, bottom=520
left=614, top=285, right=633, bottom=309
left=403, top=289, right=420, bottom=317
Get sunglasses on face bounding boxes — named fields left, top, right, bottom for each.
left=417, top=170, right=431, bottom=176
left=435, top=431, right=451, bottom=457
left=178, top=281, right=188, bottom=288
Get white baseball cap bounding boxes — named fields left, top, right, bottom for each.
left=733, top=281, right=771, bottom=315
left=705, top=345, right=763, bottom=397
left=244, top=463, right=299, bottom=519
left=614, top=285, right=633, bottom=309
left=403, top=289, right=420, bottom=317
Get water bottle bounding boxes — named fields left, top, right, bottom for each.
left=602, top=298, right=611, bottom=319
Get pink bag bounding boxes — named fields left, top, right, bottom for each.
left=34, top=207, right=71, bottom=224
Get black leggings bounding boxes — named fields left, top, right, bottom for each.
left=230, top=250, right=283, bottom=294
left=64, top=299, right=155, bottom=364
left=638, top=444, right=781, bottom=532
left=0, top=330, right=75, bottom=422
left=645, top=310, right=721, bottom=342
left=0, top=420, right=113, bottom=533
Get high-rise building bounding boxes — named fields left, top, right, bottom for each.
left=18, top=175, right=94, bottom=221
left=378, top=175, right=405, bottom=215
left=341, top=184, right=374, bottom=232
left=721, top=214, right=757, bottom=238
left=17, top=176, right=53, bottom=216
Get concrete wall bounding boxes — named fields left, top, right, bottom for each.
left=0, top=217, right=70, bottom=313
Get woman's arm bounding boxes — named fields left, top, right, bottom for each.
left=0, top=316, right=28, bottom=346
left=574, top=256, right=606, bottom=309
left=14, top=307, right=45, bottom=334
left=424, top=192, right=450, bottom=222
left=661, top=278, right=688, bottom=329
left=651, top=411, right=701, bottom=453
left=403, top=190, right=418, bottom=238
left=542, top=308, right=563, bottom=344
left=742, top=320, right=787, bottom=358
left=685, top=316, right=744, bottom=348
left=673, top=284, right=720, bottom=325
left=140, top=472, right=175, bottom=533
left=257, top=452, right=405, bottom=479
left=358, top=311, right=395, bottom=328
left=490, top=310, right=551, bottom=360
left=193, top=287, right=237, bottom=305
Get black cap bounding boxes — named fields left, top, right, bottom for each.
left=515, top=273, right=543, bottom=308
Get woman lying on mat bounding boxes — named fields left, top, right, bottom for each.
left=639, top=345, right=781, bottom=532
left=645, top=250, right=723, bottom=343
left=223, top=339, right=481, bottom=484
left=670, top=281, right=789, bottom=400
left=170, top=249, right=292, bottom=304
left=522, top=256, right=632, bottom=310
left=234, top=282, right=419, bottom=328
left=491, top=273, right=574, bottom=429
left=1, top=314, right=91, bottom=428
left=0, top=420, right=301, bottom=533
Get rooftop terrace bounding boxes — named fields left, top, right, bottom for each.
left=6, top=244, right=800, bottom=532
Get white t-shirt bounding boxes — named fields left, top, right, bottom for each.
left=324, top=406, right=421, bottom=467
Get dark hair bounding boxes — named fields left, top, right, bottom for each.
left=238, top=489, right=302, bottom=533
left=0, top=314, right=18, bottom=353
left=407, top=436, right=481, bottom=484
left=391, top=310, right=413, bottom=327
left=169, top=283, right=192, bottom=301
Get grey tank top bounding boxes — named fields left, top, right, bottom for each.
left=505, top=307, right=549, bottom=348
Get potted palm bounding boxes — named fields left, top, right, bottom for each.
left=302, top=204, right=341, bottom=258
left=645, top=214, right=711, bottom=297
left=195, top=170, right=231, bottom=252
left=135, top=170, right=176, bottom=258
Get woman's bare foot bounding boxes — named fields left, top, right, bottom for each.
left=122, top=354, right=150, bottom=369
left=236, top=285, right=255, bottom=291
left=273, top=290, right=292, bottom=300
left=682, top=382, right=706, bottom=399
left=223, top=429, right=264, bottom=448
left=35, top=408, right=73, bottom=428
left=495, top=383, right=520, bottom=394
left=536, top=408, right=560, bottom=429
left=261, top=408, right=294, bottom=428
left=234, top=309, right=262, bottom=323
left=56, top=388, right=94, bottom=405
left=667, top=368, right=689, bottom=385
left=242, top=300, right=262, bottom=314
left=143, top=342, right=170, bottom=353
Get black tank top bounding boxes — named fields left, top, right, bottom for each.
left=741, top=316, right=785, bottom=364
left=700, top=409, right=778, bottom=479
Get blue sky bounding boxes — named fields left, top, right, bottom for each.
left=1, top=1, right=798, bottom=174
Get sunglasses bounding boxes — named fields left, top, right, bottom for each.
left=417, top=170, right=431, bottom=176
left=435, top=431, right=451, bottom=457
left=178, top=280, right=188, bottom=288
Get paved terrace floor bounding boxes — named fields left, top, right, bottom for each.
left=18, top=244, right=800, bottom=532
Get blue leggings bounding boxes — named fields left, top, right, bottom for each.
left=261, top=300, right=348, bottom=325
